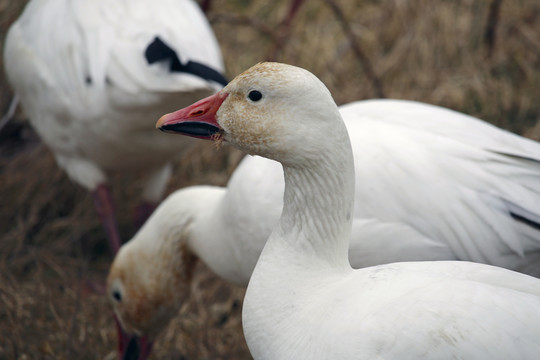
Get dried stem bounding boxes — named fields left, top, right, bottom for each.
left=324, top=0, right=385, bottom=98
left=265, top=0, right=307, bottom=61
left=484, top=0, right=503, bottom=58
left=210, top=0, right=306, bottom=62
left=200, top=0, right=212, bottom=14
left=210, top=13, right=274, bottom=37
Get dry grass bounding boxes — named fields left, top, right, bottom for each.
left=0, top=0, right=539, bottom=359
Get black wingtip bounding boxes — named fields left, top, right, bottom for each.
left=145, top=37, right=180, bottom=67
left=145, top=36, right=228, bottom=86
left=510, top=211, right=540, bottom=231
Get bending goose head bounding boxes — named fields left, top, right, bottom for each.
left=157, top=62, right=345, bottom=165
left=106, top=189, right=201, bottom=360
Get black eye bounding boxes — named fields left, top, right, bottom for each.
left=112, top=290, right=122, bottom=302
left=248, top=90, right=262, bottom=102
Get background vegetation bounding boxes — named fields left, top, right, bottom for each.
left=0, top=0, right=539, bottom=358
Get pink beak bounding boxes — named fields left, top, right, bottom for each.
left=115, top=316, right=154, bottom=360
left=156, top=92, right=228, bottom=139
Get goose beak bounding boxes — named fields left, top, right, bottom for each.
left=156, top=92, right=228, bottom=140
left=115, top=316, right=154, bottom=360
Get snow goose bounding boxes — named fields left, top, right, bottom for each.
left=3, top=0, right=227, bottom=253
left=108, top=94, right=540, bottom=357
left=156, top=62, right=540, bottom=359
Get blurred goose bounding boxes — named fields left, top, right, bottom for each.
left=108, top=89, right=540, bottom=357
left=3, top=0, right=227, bottom=253
left=155, top=62, right=540, bottom=359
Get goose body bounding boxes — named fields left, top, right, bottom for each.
left=3, top=0, right=227, bottom=252
left=157, top=62, right=540, bottom=359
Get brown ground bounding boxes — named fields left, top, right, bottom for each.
left=1, top=0, right=539, bottom=359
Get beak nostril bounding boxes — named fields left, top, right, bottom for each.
left=191, top=109, right=205, bottom=116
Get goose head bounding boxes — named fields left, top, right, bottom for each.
left=106, top=188, right=203, bottom=359
left=157, top=62, right=343, bottom=165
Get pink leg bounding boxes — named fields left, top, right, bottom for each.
left=116, top=315, right=154, bottom=360
left=281, top=0, right=306, bottom=28
left=91, top=183, right=122, bottom=254
left=134, top=201, right=157, bottom=229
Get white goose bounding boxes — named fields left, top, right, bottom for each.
left=156, top=62, right=540, bottom=359
left=3, top=0, right=227, bottom=253
left=108, top=86, right=540, bottom=357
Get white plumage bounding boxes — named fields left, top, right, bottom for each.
left=4, top=0, right=226, bottom=251
left=155, top=62, right=540, bottom=359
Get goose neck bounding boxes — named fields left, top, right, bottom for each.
left=273, top=145, right=355, bottom=269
